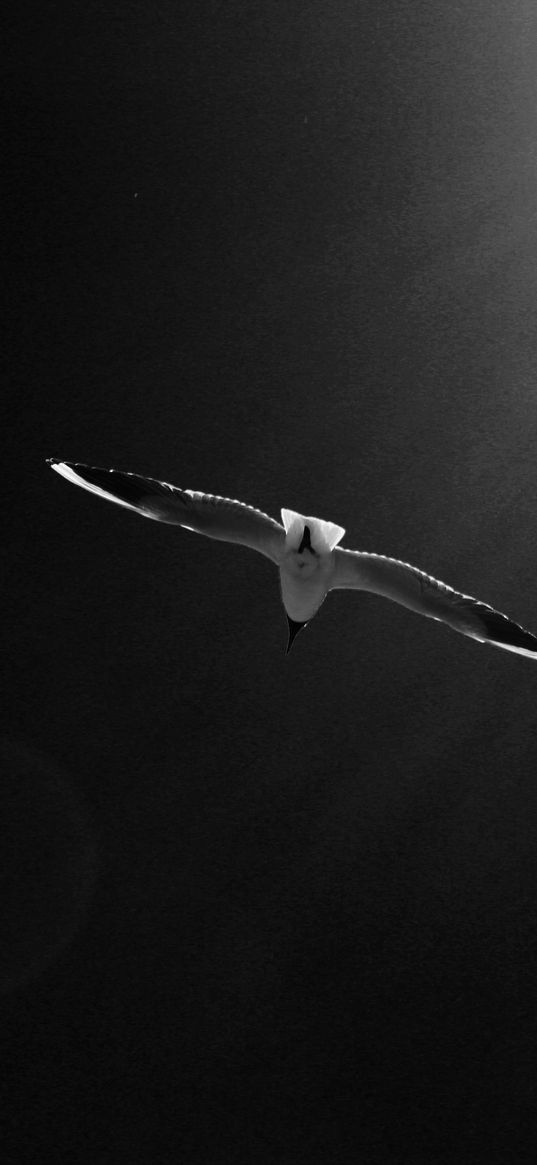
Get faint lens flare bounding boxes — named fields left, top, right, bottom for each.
left=0, top=739, right=99, bottom=995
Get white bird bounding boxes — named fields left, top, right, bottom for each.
left=47, top=459, right=537, bottom=658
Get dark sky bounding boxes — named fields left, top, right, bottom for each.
left=5, top=2, right=537, bottom=1161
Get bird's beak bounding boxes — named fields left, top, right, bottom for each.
left=286, top=617, right=307, bottom=654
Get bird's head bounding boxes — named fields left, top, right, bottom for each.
left=279, top=508, right=345, bottom=651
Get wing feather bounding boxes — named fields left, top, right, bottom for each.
left=332, top=547, right=537, bottom=659
left=47, top=460, right=285, bottom=564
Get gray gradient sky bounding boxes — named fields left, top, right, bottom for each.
left=4, top=3, right=537, bottom=1161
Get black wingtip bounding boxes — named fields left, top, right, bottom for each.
left=45, top=460, right=180, bottom=509
left=478, top=607, right=537, bottom=657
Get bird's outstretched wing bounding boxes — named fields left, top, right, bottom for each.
left=331, top=547, right=537, bottom=659
left=47, top=460, right=285, bottom=564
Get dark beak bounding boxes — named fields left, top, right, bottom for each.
left=286, top=617, right=307, bottom=654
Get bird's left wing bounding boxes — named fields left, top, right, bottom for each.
left=47, top=460, right=285, bottom=564
left=331, top=546, right=537, bottom=658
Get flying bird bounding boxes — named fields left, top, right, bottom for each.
left=46, top=459, right=537, bottom=658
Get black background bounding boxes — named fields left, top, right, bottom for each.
left=4, top=2, right=537, bottom=1161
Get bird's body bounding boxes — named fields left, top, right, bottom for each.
left=278, top=509, right=342, bottom=627
left=47, top=459, right=537, bottom=659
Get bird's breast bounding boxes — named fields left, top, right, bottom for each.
left=279, top=566, right=329, bottom=622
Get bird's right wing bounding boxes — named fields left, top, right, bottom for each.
left=47, top=460, right=285, bottom=564
left=331, top=547, right=537, bottom=658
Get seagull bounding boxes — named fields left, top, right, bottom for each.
left=46, top=459, right=537, bottom=659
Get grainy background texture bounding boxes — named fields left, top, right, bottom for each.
left=4, top=2, right=537, bottom=1161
